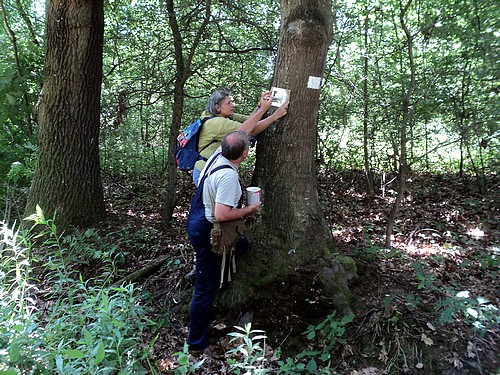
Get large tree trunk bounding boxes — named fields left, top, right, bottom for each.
left=255, top=0, right=333, bottom=246
left=26, top=0, right=105, bottom=227
left=223, top=0, right=356, bottom=316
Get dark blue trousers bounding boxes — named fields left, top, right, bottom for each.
left=186, top=157, right=248, bottom=350
left=187, top=215, right=248, bottom=350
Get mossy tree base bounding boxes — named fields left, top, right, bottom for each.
left=218, top=225, right=357, bottom=318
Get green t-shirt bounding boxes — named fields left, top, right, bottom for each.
left=194, top=111, right=248, bottom=171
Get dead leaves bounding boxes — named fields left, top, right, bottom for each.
left=100, top=171, right=498, bottom=374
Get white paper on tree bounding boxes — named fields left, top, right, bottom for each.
left=270, top=87, right=291, bottom=107
left=307, top=76, right=323, bottom=89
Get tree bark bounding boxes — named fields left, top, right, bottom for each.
left=254, top=0, right=333, bottom=247
left=385, top=0, right=415, bottom=248
left=162, top=0, right=212, bottom=227
left=225, top=0, right=356, bottom=316
left=26, top=0, right=105, bottom=227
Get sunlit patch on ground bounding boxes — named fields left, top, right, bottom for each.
left=95, top=171, right=499, bottom=374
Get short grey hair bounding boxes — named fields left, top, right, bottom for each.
left=222, top=130, right=250, bottom=160
left=206, top=89, right=231, bottom=115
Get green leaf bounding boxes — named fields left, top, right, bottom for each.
left=321, top=352, right=331, bottom=362
left=36, top=204, right=45, bottom=221
left=0, top=370, right=19, bottom=375
left=63, top=349, right=86, bottom=359
left=6, top=94, right=17, bottom=105
left=190, top=357, right=207, bottom=370
left=9, top=339, right=21, bottom=362
left=307, top=358, right=317, bottom=372
left=341, top=314, right=355, bottom=324
left=83, top=328, right=93, bottom=347
left=112, top=319, right=125, bottom=327
left=56, top=355, right=64, bottom=372
left=95, top=341, right=105, bottom=364
left=177, top=353, right=189, bottom=365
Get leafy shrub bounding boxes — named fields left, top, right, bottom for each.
left=0, top=221, right=48, bottom=373
left=6, top=159, right=35, bottom=187
left=226, top=323, right=269, bottom=374
left=0, top=209, right=157, bottom=374
left=46, top=282, right=154, bottom=374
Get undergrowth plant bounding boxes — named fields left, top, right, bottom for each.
left=411, top=259, right=499, bottom=338
left=221, top=314, right=354, bottom=375
left=0, top=220, right=48, bottom=372
left=226, top=323, right=269, bottom=374
left=281, top=311, right=354, bottom=374
left=172, top=342, right=206, bottom=375
left=0, top=207, right=157, bottom=373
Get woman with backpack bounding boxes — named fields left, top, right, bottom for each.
left=192, top=88, right=289, bottom=186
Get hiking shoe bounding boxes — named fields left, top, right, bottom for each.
left=189, top=341, right=224, bottom=358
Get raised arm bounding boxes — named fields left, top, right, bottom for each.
left=238, top=91, right=273, bottom=134
left=250, top=100, right=289, bottom=135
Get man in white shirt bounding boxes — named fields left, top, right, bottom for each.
left=186, top=130, right=261, bottom=351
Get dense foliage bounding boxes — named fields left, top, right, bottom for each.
left=0, top=0, right=498, bottom=373
left=2, top=0, right=497, bottom=196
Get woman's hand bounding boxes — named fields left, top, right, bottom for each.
left=274, top=100, right=289, bottom=119
left=259, top=91, right=272, bottom=111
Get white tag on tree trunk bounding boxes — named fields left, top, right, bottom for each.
left=307, top=76, right=323, bottom=89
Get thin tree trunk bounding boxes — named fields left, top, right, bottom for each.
left=162, top=0, right=212, bottom=227
left=363, top=9, right=374, bottom=195
left=385, top=0, right=415, bottom=248
left=1, top=0, right=33, bottom=138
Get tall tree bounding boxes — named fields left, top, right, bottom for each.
left=1, top=0, right=33, bottom=138
left=225, top=0, right=356, bottom=315
left=161, top=0, right=212, bottom=227
left=384, top=0, right=416, bottom=248
left=26, top=0, right=105, bottom=227
left=362, top=4, right=374, bottom=194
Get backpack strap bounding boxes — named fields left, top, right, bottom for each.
left=197, top=115, right=219, bottom=158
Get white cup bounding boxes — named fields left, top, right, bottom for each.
left=246, top=187, right=261, bottom=205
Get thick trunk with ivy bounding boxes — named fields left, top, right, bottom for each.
left=223, top=0, right=356, bottom=315
left=26, top=0, right=105, bottom=227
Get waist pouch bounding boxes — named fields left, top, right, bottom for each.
left=210, top=220, right=246, bottom=256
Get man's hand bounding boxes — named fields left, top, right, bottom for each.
left=246, top=202, right=262, bottom=214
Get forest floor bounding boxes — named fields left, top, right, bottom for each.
left=100, top=169, right=499, bottom=375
